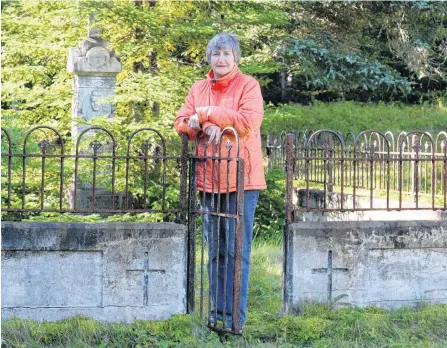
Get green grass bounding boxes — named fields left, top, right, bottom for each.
left=2, top=241, right=447, bottom=347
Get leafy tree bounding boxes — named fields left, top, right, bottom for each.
left=2, top=0, right=446, bottom=137
left=1, top=0, right=445, bottom=226
left=262, top=1, right=447, bottom=104
left=2, top=0, right=84, bottom=133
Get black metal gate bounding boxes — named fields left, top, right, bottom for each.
left=186, top=127, right=245, bottom=334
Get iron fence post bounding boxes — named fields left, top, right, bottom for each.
left=186, top=153, right=197, bottom=314
left=285, top=134, right=294, bottom=224
left=179, top=134, right=189, bottom=225
left=283, top=134, right=295, bottom=312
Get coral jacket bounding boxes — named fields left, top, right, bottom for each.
left=174, top=66, right=266, bottom=193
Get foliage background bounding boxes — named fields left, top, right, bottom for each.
left=2, top=0, right=446, bottom=137
left=1, top=2, right=447, bottom=346
left=2, top=0, right=446, bottom=234
left=1, top=1, right=446, bottom=228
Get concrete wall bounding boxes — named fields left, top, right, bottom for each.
left=296, top=189, right=446, bottom=221
left=2, top=222, right=187, bottom=323
left=285, top=220, right=447, bottom=311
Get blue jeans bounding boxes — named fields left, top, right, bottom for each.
left=200, top=190, right=259, bottom=327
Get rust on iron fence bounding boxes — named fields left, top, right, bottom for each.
left=280, top=130, right=447, bottom=216
left=1, top=126, right=188, bottom=219
left=187, top=127, right=245, bottom=335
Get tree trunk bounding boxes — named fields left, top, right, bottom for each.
left=280, top=67, right=287, bottom=103
left=149, top=51, right=160, bottom=116
left=132, top=0, right=159, bottom=120
left=132, top=0, right=146, bottom=121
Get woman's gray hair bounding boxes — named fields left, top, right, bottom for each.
left=206, top=32, right=241, bottom=65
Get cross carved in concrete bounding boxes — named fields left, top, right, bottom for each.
left=127, top=252, right=166, bottom=306
left=312, top=250, right=349, bottom=306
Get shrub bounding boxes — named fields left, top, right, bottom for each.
left=254, top=169, right=286, bottom=242
left=262, top=101, right=447, bottom=136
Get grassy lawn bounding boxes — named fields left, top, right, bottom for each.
left=2, top=240, right=447, bottom=347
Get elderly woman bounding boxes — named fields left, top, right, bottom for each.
left=174, top=32, right=266, bottom=330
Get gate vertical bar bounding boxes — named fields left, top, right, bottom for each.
left=200, top=141, right=208, bottom=319
left=222, top=142, right=231, bottom=330
left=232, top=158, right=245, bottom=333
left=208, top=144, right=217, bottom=326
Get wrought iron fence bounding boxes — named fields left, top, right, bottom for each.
left=1, top=126, right=189, bottom=221
left=1, top=125, right=245, bottom=334
left=280, top=130, right=447, bottom=221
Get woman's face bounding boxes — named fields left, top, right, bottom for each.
left=210, top=48, right=236, bottom=79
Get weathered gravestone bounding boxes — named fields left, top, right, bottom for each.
left=67, top=19, right=122, bottom=209
left=67, top=17, right=121, bottom=136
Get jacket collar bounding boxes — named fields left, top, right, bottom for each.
left=207, top=65, right=240, bottom=90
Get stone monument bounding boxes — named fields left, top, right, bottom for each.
left=67, top=21, right=121, bottom=138
left=67, top=19, right=122, bottom=209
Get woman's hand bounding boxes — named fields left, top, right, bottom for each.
left=204, top=125, right=221, bottom=144
left=188, top=114, right=201, bottom=130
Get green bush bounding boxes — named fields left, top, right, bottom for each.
left=262, top=101, right=447, bottom=136
left=254, top=169, right=286, bottom=242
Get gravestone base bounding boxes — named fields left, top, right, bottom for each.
left=2, top=222, right=187, bottom=322
left=285, top=221, right=447, bottom=312
left=68, top=188, right=125, bottom=210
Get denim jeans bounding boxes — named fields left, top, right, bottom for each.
left=200, top=190, right=259, bottom=327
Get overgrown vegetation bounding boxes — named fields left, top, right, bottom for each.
left=9, top=169, right=284, bottom=241
left=254, top=170, right=286, bottom=242
left=2, top=1, right=446, bottom=135
left=263, top=101, right=447, bottom=136
left=3, top=243, right=447, bottom=347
